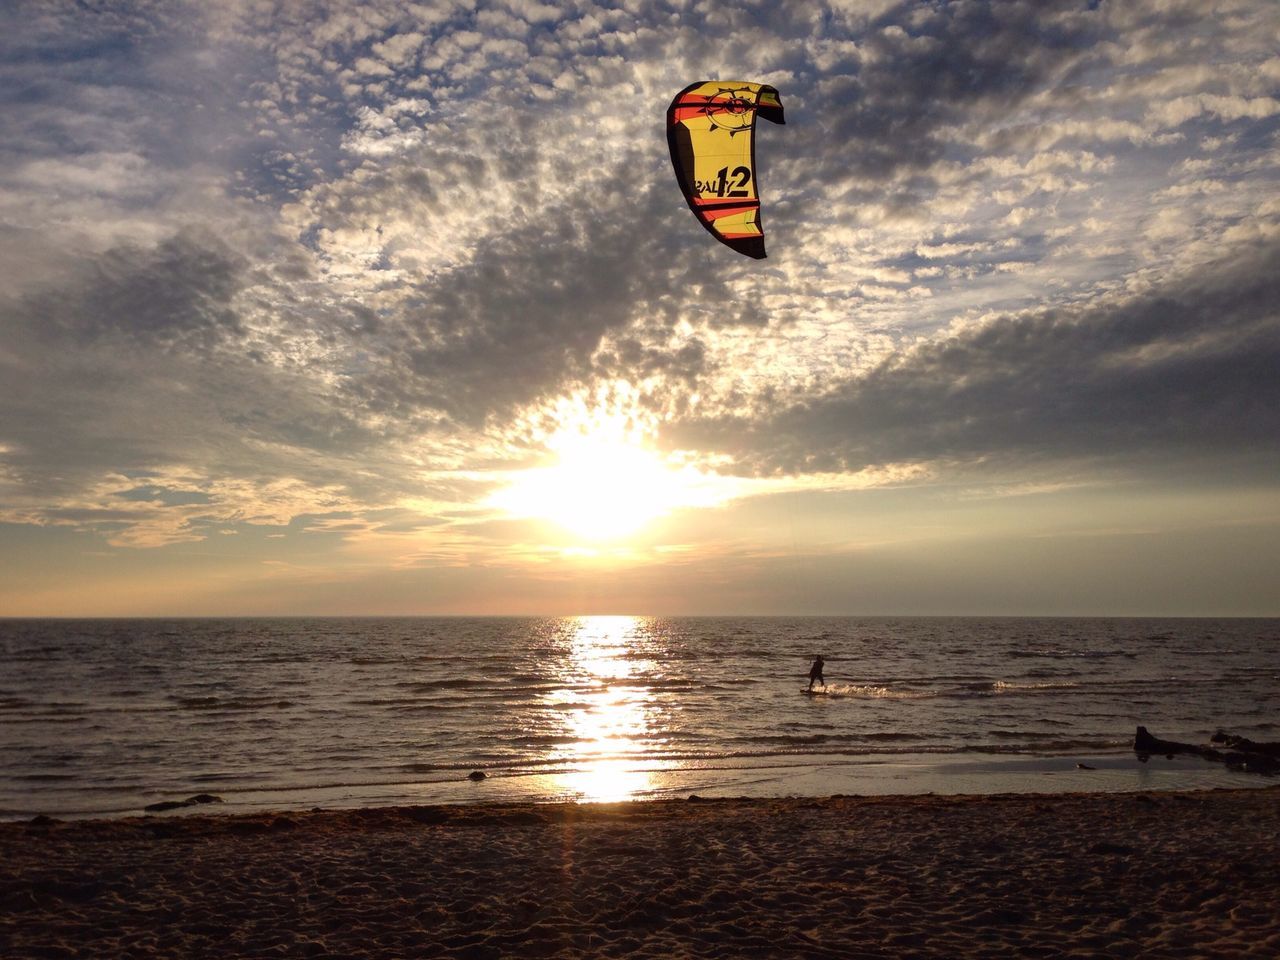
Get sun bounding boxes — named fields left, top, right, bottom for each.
left=490, top=418, right=725, bottom=542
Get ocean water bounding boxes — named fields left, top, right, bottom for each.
left=1, top=616, right=1277, bottom=819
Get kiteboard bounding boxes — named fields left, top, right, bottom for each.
left=801, top=688, right=830, bottom=696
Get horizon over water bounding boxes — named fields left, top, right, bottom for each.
left=2, top=616, right=1277, bottom=820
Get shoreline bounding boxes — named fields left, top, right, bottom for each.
left=5, top=786, right=1279, bottom=958
left=7, top=746, right=1270, bottom=822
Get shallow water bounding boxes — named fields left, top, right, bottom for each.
left=1, top=616, right=1276, bottom=818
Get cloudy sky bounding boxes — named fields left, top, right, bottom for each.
left=1, top=0, right=1277, bottom=616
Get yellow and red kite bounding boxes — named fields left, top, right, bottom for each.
left=667, top=81, right=785, bottom=259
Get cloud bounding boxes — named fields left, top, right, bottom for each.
left=799, top=1, right=1103, bottom=188
left=1, top=0, right=1278, bottom=557
left=0, top=229, right=411, bottom=540
left=33, top=232, right=246, bottom=347
left=670, top=234, right=1280, bottom=480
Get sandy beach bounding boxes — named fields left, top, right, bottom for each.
left=3, top=787, right=1278, bottom=958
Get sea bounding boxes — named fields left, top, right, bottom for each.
left=1, top=616, right=1277, bottom=820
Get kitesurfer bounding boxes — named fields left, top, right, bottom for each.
left=807, top=655, right=826, bottom=691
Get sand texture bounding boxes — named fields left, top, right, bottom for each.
left=3, top=787, right=1279, bottom=958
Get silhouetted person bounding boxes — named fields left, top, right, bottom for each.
left=807, top=655, right=826, bottom=691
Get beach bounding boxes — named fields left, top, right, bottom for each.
left=3, top=787, right=1278, bottom=958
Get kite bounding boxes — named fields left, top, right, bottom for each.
left=666, top=81, right=785, bottom=259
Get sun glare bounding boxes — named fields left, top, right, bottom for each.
left=491, top=422, right=722, bottom=541
left=557, top=615, right=658, bottom=802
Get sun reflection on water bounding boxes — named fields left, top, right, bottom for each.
left=555, top=615, right=661, bottom=802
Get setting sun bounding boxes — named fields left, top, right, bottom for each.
left=492, top=435, right=687, bottom=540
left=490, top=421, right=727, bottom=541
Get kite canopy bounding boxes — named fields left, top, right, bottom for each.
left=666, top=81, right=785, bottom=259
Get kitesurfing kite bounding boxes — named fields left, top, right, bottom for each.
left=666, top=81, right=785, bottom=259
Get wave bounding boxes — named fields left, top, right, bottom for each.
left=818, top=684, right=935, bottom=699
left=969, top=680, right=1080, bottom=694
left=170, top=696, right=295, bottom=710
left=10, top=773, right=79, bottom=782
left=1006, top=648, right=1137, bottom=659
left=1, top=715, right=87, bottom=724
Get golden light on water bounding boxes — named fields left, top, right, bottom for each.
left=557, top=615, right=658, bottom=802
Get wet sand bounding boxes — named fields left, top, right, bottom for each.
left=3, top=787, right=1279, bottom=958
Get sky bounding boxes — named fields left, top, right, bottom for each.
left=1, top=0, right=1278, bottom=617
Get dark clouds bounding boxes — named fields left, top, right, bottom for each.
left=0, top=230, right=400, bottom=523
left=353, top=179, right=732, bottom=427
left=671, top=235, right=1280, bottom=478
left=808, top=0, right=1103, bottom=185
left=36, top=233, right=247, bottom=348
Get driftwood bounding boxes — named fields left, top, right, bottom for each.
left=1134, top=726, right=1280, bottom=775
left=143, top=793, right=224, bottom=813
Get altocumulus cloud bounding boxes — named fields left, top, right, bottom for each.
left=670, top=234, right=1280, bottom=480
left=0, top=0, right=1277, bottom=548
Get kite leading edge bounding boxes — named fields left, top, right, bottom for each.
left=666, top=81, right=785, bottom=259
